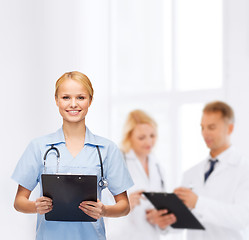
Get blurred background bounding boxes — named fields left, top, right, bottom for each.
left=1, top=0, right=249, bottom=239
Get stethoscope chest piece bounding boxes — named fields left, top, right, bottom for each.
left=99, top=177, right=108, bottom=188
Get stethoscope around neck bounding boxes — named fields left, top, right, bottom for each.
left=43, top=144, right=108, bottom=188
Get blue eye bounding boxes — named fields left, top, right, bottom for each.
left=78, top=96, right=85, bottom=100
left=62, top=96, right=70, bottom=100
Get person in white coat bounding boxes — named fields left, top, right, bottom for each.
left=104, top=109, right=176, bottom=240
left=174, top=101, right=249, bottom=240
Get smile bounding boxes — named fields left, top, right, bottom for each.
left=66, top=110, right=81, bottom=115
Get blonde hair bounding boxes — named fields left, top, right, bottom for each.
left=121, top=109, right=157, bottom=153
left=55, top=71, right=94, bottom=101
left=203, top=101, right=235, bottom=124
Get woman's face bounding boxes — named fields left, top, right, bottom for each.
left=55, top=78, right=91, bottom=124
left=130, top=123, right=157, bottom=157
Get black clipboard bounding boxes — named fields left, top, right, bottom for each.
left=143, top=192, right=205, bottom=230
left=42, top=174, right=97, bottom=222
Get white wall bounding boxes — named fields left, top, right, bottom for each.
left=0, top=1, right=110, bottom=238
left=225, top=0, right=249, bottom=157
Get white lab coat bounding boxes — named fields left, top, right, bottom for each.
left=181, top=146, right=249, bottom=240
left=103, top=150, right=165, bottom=240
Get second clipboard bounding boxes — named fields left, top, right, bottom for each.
left=143, top=192, right=205, bottom=230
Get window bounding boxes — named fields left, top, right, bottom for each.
left=175, top=0, right=223, bottom=91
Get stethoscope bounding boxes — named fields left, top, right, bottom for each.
left=155, top=163, right=165, bottom=190
left=43, top=144, right=108, bottom=188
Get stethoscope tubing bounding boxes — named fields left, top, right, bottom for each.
left=43, top=144, right=108, bottom=187
left=43, top=144, right=60, bottom=174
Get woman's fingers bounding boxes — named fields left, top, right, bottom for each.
left=35, top=196, right=53, bottom=214
left=79, top=199, right=106, bottom=219
left=79, top=205, right=99, bottom=219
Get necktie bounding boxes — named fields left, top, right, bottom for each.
left=204, top=159, right=218, bottom=182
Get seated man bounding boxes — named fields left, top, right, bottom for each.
left=174, top=100, right=249, bottom=240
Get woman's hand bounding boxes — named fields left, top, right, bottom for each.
left=80, top=192, right=130, bottom=219
left=146, top=209, right=177, bottom=229
left=14, top=185, right=52, bottom=214
left=35, top=196, right=53, bottom=214
left=129, top=190, right=144, bottom=211
left=79, top=199, right=106, bottom=220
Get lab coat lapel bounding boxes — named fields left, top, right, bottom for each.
left=184, top=161, right=206, bottom=191
left=197, top=162, right=206, bottom=190
left=135, top=156, right=150, bottom=183
left=126, top=150, right=150, bottom=188
left=209, top=162, right=229, bottom=179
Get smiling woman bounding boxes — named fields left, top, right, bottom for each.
left=104, top=109, right=176, bottom=240
left=55, top=73, right=92, bottom=127
left=11, top=71, right=134, bottom=240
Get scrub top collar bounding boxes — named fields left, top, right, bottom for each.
left=45, top=126, right=104, bottom=147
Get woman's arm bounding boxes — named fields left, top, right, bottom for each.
left=79, top=191, right=130, bottom=219
left=104, top=191, right=130, bottom=217
left=14, top=185, right=52, bottom=214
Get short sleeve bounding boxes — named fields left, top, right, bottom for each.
left=105, top=144, right=134, bottom=196
left=11, top=140, right=42, bottom=191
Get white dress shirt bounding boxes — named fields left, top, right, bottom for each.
left=181, top=146, right=249, bottom=240
left=103, top=150, right=165, bottom=240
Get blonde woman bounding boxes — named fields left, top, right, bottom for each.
left=12, top=71, right=133, bottom=240
left=104, top=110, right=176, bottom=240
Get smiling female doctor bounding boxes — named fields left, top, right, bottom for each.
left=104, top=110, right=176, bottom=240
left=12, top=71, right=133, bottom=240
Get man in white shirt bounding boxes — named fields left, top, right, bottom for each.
left=174, top=100, right=249, bottom=240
